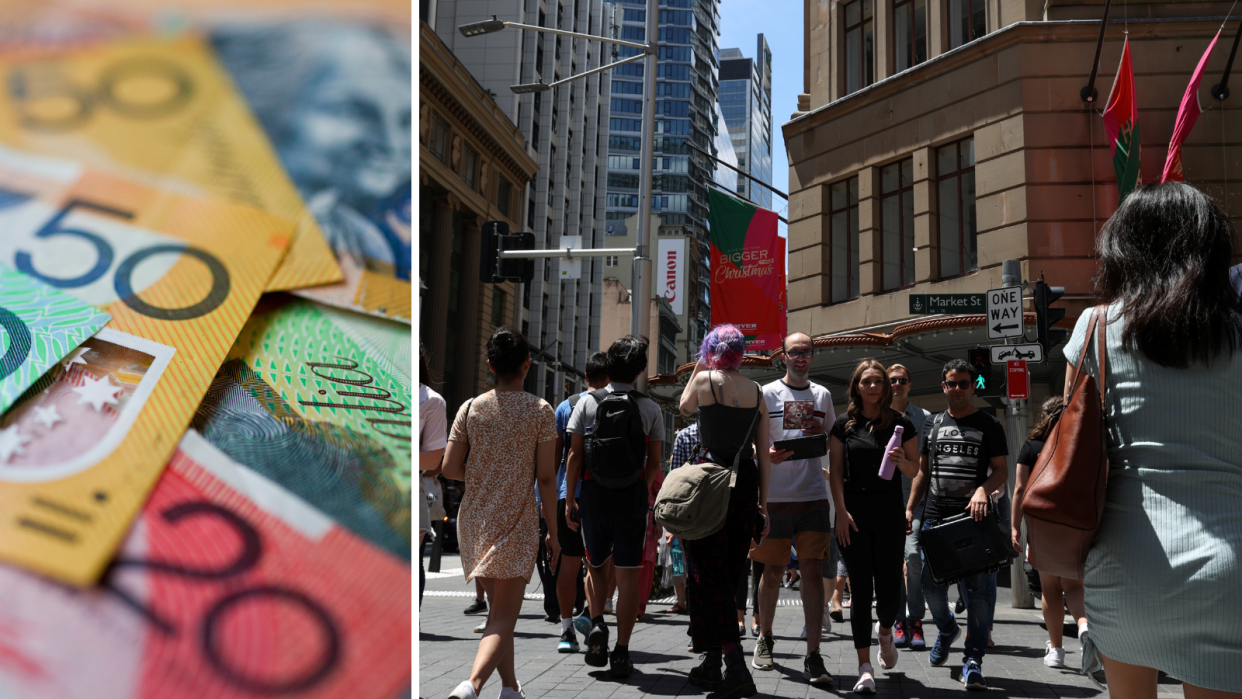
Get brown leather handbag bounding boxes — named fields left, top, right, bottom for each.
left=1021, top=305, right=1110, bottom=580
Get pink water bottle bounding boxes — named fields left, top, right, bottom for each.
left=878, top=425, right=904, bottom=480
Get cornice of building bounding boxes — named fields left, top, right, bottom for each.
left=419, top=21, right=538, bottom=185
left=781, top=16, right=1231, bottom=140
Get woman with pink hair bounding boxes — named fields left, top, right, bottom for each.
left=676, top=324, right=772, bottom=699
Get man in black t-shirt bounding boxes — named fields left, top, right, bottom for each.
left=909, top=360, right=1008, bottom=691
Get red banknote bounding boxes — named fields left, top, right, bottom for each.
left=0, top=429, right=411, bottom=698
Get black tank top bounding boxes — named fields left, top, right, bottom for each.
left=698, top=370, right=760, bottom=462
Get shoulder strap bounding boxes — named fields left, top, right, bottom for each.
left=731, top=385, right=763, bottom=472
left=927, top=411, right=946, bottom=482
left=569, top=393, right=581, bottom=408
left=708, top=369, right=721, bottom=404
left=1095, top=305, right=1108, bottom=412
left=463, top=397, right=475, bottom=445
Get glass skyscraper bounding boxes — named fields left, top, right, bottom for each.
left=718, top=35, right=773, bottom=210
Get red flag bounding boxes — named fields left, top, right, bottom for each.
left=1162, top=32, right=1221, bottom=182
left=1101, top=38, right=1141, bottom=201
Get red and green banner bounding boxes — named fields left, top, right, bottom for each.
left=708, top=189, right=785, bottom=351
left=1162, top=32, right=1220, bottom=183
left=1101, top=38, right=1141, bottom=202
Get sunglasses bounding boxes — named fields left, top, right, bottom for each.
left=889, top=377, right=909, bottom=385
left=942, top=379, right=972, bottom=390
left=786, top=349, right=814, bottom=359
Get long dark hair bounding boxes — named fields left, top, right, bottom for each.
left=844, top=359, right=897, bottom=434
left=1027, top=396, right=1065, bottom=441
left=419, top=341, right=438, bottom=389
left=1094, top=182, right=1242, bottom=368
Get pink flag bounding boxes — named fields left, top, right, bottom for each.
left=1162, top=32, right=1220, bottom=183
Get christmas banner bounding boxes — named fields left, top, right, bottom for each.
left=708, top=189, right=785, bottom=351
left=1162, top=32, right=1220, bottom=183
left=1102, top=38, right=1141, bottom=203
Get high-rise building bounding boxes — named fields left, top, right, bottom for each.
left=718, top=36, right=773, bottom=209
left=433, top=0, right=615, bottom=404
left=603, top=0, right=721, bottom=352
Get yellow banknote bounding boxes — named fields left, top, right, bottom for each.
left=0, top=36, right=340, bottom=292
left=0, top=146, right=292, bottom=585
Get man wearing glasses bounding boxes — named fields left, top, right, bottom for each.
left=887, top=364, right=929, bottom=651
left=749, top=332, right=836, bottom=684
left=908, top=359, right=1008, bottom=691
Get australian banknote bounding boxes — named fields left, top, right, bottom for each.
left=0, top=266, right=111, bottom=416
left=193, top=296, right=411, bottom=559
left=0, top=147, right=292, bottom=585
left=0, top=429, right=411, bottom=698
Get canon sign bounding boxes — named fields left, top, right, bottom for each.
left=656, top=238, right=685, bottom=316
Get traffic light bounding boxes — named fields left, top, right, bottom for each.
left=967, top=347, right=1001, bottom=397
left=480, top=221, right=535, bottom=283
left=1034, top=272, right=1067, bottom=355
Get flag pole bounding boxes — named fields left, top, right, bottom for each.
left=1212, top=16, right=1242, bottom=100
left=1081, top=0, right=1115, bottom=103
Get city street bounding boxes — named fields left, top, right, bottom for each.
left=418, top=555, right=1184, bottom=699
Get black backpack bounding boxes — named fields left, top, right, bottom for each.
left=585, top=388, right=648, bottom=489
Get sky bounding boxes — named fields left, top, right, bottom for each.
left=716, top=0, right=802, bottom=237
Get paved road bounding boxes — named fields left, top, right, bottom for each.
left=418, top=555, right=1184, bottom=699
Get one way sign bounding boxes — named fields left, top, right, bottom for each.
left=986, top=286, right=1023, bottom=340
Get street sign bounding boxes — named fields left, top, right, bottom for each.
left=908, top=293, right=986, bottom=315
left=1007, top=360, right=1029, bottom=400
left=990, top=343, right=1044, bottom=363
left=986, top=286, right=1023, bottom=340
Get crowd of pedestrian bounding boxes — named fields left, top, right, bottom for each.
left=419, top=182, right=1242, bottom=699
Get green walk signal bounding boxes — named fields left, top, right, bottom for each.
left=975, top=375, right=986, bottom=390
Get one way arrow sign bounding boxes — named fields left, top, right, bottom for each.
left=986, top=286, right=1023, bottom=340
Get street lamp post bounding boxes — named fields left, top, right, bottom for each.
left=460, top=4, right=660, bottom=390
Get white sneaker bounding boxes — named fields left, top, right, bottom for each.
left=450, top=681, right=478, bottom=699
left=800, top=624, right=807, bottom=639
left=875, top=622, right=898, bottom=670
left=604, top=598, right=613, bottom=615
left=1078, top=622, right=1089, bottom=640
left=822, top=606, right=832, bottom=636
left=1044, top=641, right=1066, bottom=668
left=852, top=664, right=876, bottom=694
left=473, top=619, right=487, bottom=633
left=497, top=685, right=525, bottom=699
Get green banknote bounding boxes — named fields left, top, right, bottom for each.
left=191, top=296, right=411, bottom=559
left=0, top=266, right=111, bottom=417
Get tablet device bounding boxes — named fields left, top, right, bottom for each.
left=772, top=434, right=828, bottom=461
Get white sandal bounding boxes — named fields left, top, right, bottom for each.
left=853, top=664, right=876, bottom=694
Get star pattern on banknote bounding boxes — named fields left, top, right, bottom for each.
left=73, top=374, right=122, bottom=412
left=32, top=405, right=62, bottom=429
left=62, top=346, right=91, bottom=369
left=0, top=425, right=30, bottom=464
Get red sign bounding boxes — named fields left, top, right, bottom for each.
left=1007, top=360, right=1029, bottom=400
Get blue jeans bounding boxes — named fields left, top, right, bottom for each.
left=921, top=520, right=996, bottom=663
left=899, top=517, right=925, bottom=622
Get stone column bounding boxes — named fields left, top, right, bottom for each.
left=912, top=147, right=939, bottom=283
left=875, top=0, right=893, bottom=82
left=456, top=213, right=484, bottom=402
left=928, top=0, right=947, bottom=59
left=857, top=166, right=880, bottom=296
left=425, top=193, right=458, bottom=382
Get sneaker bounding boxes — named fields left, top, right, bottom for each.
left=708, top=659, right=757, bottom=699
left=800, top=625, right=806, bottom=639
left=689, top=649, right=723, bottom=689
left=804, top=651, right=832, bottom=685
left=876, top=622, right=898, bottom=670
left=463, top=599, right=488, bottom=615
left=893, top=620, right=908, bottom=648
left=497, top=685, right=525, bottom=699
left=852, top=664, right=876, bottom=694
left=473, top=618, right=487, bottom=633
left=584, top=623, right=610, bottom=667
left=822, top=606, right=832, bottom=636
left=928, top=625, right=960, bottom=666
left=954, top=596, right=966, bottom=615
left=961, top=659, right=986, bottom=690
left=573, top=614, right=592, bottom=637
left=449, top=681, right=478, bottom=699
left=1043, top=641, right=1065, bottom=668
left=909, top=620, right=926, bottom=650
left=750, top=635, right=774, bottom=671
left=603, top=598, right=613, bottom=615
left=609, top=647, right=634, bottom=679
left=558, top=629, right=579, bottom=653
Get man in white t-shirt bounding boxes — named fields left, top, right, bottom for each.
left=749, top=332, right=835, bottom=683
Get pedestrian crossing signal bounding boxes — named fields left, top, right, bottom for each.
left=967, top=347, right=1000, bottom=397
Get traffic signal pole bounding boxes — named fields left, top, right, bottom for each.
left=1001, top=258, right=1035, bottom=609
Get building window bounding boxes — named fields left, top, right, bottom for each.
left=880, top=159, right=915, bottom=290
left=829, top=177, right=860, bottom=303
left=844, top=0, right=874, bottom=96
left=461, top=144, right=477, bottom=190
left=497, top=177, right=512, bottom=216
left=937, top=137, right=977, bottom=278
left=492, top=288, right=508, bottom=326
left=605, top=255, right=619, bottom=267
left=894, top=0, right=927, bottom=73
left=428, top=112, right=449, bottom=162
left=949, top=0, right=987, bottom=49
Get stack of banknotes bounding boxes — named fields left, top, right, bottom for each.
left=0, top=1, right=412, bottom=696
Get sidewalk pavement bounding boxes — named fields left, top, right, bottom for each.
left=418, top=555, right=1184, bottom=699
